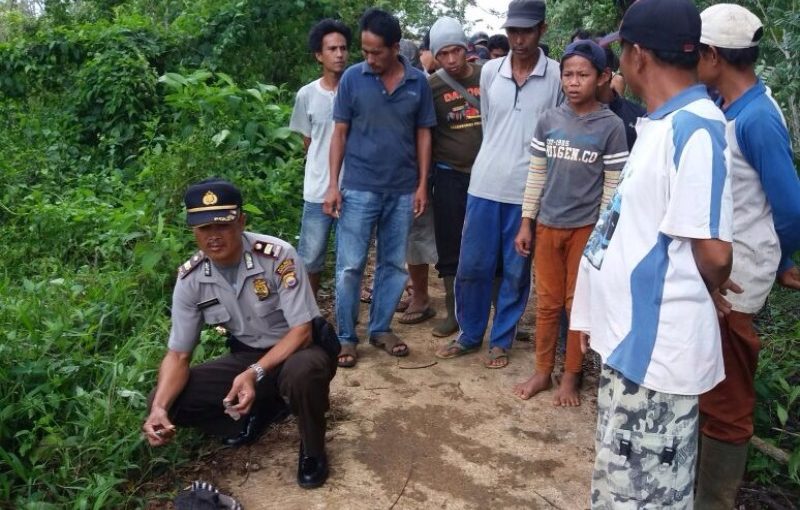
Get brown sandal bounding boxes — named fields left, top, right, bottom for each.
left=337, top=343, right=358, bottom=368
left=368, top=332, right=409, bottom=357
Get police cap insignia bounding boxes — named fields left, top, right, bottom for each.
left=202, top=190, right=218, bottom=205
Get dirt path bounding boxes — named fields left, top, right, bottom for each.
left=209, top=276, right=598, bottom=510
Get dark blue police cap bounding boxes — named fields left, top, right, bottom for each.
left=184, top=178, right=242, bottom=227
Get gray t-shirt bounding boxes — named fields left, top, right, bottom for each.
left=530, top=103, right=629, bottom=228
left=290, top=79, right=338, bottom=203
left=468, top=50, right=563, bottom=204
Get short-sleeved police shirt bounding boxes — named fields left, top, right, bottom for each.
left=168, top=233, right=320, bottom=352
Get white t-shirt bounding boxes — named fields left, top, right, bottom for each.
left=468, top=50, right=562, bottom=205
left=571, top=85, right=733, bottom=395
left=289, top=79, right=338, bottom=203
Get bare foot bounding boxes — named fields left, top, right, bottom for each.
left=553, top=372, right=581, bottom=407
left=512, top=372, right=552, bottom=400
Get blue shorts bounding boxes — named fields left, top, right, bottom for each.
left=297, top=201, right=335, bottom=273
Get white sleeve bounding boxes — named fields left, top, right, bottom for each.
left=289, top=87, right=311, bottom=137
left=660, top=127, right=733, bottom=241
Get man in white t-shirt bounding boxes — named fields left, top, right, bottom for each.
left=290, top=19, right=351, bottom=297
left=575, top=0, right=734, bottom=507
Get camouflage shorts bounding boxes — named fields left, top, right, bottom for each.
left=591, top=365, right=698, bottom=509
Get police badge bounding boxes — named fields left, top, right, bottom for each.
left=253, top=278, right=270, bottom=300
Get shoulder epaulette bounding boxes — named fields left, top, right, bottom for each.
left=252, top=241, right=282, bottom=258
left=177, top=250, right=205, bottom=279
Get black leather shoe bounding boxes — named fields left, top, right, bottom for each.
left=297, top=444, right=329, bottom=489
left=222, top=402, right=290, bottom=447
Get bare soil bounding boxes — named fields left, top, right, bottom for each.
left=149, top=273, right=600, bottom=509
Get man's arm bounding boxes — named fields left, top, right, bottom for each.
left=142, top=349, right=192, bottom=446
left=737, top=108, right=800, bottom=278
left=323, top=122, right=348, bottom=218
left=414, top=127, right=432, bottom=218
left=692, top=238, right=732, bottom=293
left=303, top=137, right=311, bottom=153
left=224, top=322, right=312, bottom=415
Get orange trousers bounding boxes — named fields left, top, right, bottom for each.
left=533, top=223, right=593, bottom=374
left=700, top=311, right=761, bottom=444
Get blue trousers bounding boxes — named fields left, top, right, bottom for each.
left=455, top=195, right=531, bottom=350
left=335, top=189, right=414, bottom=344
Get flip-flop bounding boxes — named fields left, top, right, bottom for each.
left=337, top=343, right=357, bottom=368
left=369, top=332, right=409, bottom=357
left=398, top=306, right=436, bottom=324
left=435, top=339, right=479, bottom=359
left=484, top=347, right=509, bottom=369
left=394, top=286, right=413, bottom=312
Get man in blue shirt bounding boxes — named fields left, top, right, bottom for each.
left=695, top=5, right=800, bottom=508
left=324, top=8, right=436, bottom=368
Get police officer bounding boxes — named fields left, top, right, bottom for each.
left=142, top=178, right=336, bottom=489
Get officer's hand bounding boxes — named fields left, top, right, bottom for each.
left=413, top=185, right=427, bottom=218
left=579, top=332, right=590, bottom=355
left=143, top=407, right=176, bottom=446
left=777, top=266, right=800, bottom=290
left=224, top=371, right=257, bottom=416
left=712, top=278, right=743, bottom=317
left=323, top=187, right=342, bottom=219
left=515, top=229, right=533, bottom=257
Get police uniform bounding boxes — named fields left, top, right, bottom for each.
left=163, top=231, right=335, bottom=457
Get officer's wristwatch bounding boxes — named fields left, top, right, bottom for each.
left=249, top=363, right=265, bottom=382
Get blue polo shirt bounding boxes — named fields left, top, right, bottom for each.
left=333, top=56, right=436, bottom=194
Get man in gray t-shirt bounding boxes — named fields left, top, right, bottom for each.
left=289, top=19, right=351, bottom=297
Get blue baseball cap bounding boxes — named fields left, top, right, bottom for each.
left=561, top=39, right=607, bottom=72
left=600, top=0, right=701, bottom=53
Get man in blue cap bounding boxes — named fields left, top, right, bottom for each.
left=571, top=0, right=734, bottom=506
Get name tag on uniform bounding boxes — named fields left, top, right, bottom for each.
left=197, top=298, right=220, bottom=310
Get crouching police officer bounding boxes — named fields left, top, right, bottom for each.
left=142, top=178, right=337, bottom=489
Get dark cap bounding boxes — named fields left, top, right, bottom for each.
left=600, top=0, right=700, bottom=53
left=501, top=0, right=546, bottom=29
left=184, top=179, right=242, bottom=227
left=561, top=39, right=607, bottom=72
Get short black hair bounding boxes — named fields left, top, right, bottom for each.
left=699, top=43, right=760, bottom=70
left=571, top=28, right=594, bottom=42
left=308, top=19, right=352, bottom=54
left=487, top=34, right=509, bottom=53
left=650, top=48, right=699, bottom=70
left=420, top=30, right=431, bottom=51
left=539, top=43, right=550, bottom=57
left=602, top=45, right=620, bottom=72
left=359, top=8, right=402, bottom=47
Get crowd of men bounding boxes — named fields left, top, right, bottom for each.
left=141, top=0, right=800, bottom=507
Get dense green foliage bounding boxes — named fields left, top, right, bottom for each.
left=0, top=0, right=476, bottom=506
left=0, top=0, right=798, bottom=507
